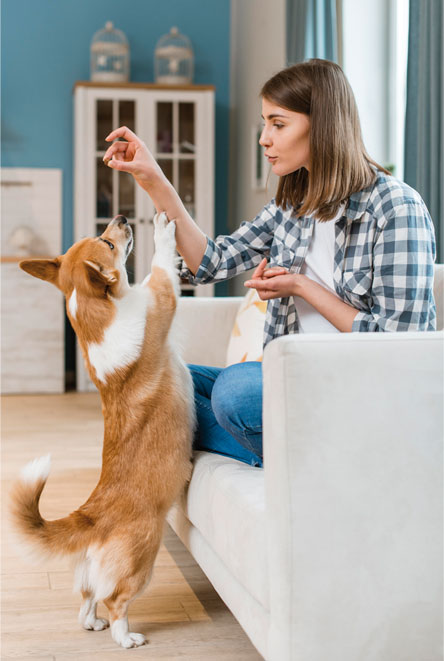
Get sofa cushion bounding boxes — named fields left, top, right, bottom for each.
left=178, top=451, right=269, bottom=610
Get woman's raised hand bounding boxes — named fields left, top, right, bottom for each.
left=103, top=126, right=164, bottom=190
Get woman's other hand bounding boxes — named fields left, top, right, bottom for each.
left=103, top=126, right=165, bottom=190
left=245, top=257, right=359, bottom=331
left=244, top=257, right=304, bottom=300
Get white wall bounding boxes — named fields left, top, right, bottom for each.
left=229, top=0, right=286, bottom=294
left=342, top=0, right=390, bottom=167
left=341, top=0, right=408, bottom=176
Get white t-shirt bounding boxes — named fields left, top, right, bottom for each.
left=294, top=206, right=345, bottom=333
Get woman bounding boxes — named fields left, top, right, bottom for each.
left=103, top=59, right=436, bottom=468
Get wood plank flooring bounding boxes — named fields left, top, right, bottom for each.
left=1, top=393, right=262, bottom=660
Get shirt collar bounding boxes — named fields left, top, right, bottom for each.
left=344, top=176, right=376, bottom=220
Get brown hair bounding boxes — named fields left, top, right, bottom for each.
left=261, top=59, right=390, bottom=221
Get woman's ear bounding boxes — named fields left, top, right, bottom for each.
left=19, top=258, right=61, bottom=286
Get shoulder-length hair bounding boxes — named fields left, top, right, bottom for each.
left=261, top=59, right=390, bottom=221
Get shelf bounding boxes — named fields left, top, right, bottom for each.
left=74, top=81, right=215, bottom=92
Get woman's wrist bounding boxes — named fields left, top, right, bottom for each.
left=140, top=172, right=184, bottom=216
left=138, top=166, right=169, bottom=194
left=293, top=273, right=310, bottom=298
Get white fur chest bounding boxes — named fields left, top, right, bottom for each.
left=87, top=286, right=152, bottom=384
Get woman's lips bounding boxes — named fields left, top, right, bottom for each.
left=266, top=155, right=277, bottom=163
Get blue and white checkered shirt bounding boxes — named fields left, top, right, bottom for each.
left=180, top=171, right=436, bottom=346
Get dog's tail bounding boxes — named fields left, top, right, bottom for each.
left=10, top=455, right=93, bottom=557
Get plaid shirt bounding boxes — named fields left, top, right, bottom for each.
left=181, top=171, right=436, bottom=346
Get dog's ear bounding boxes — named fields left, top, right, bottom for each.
left=84, top=260, right=119, bottom=290
left=19, top=258, right=61, bottom=286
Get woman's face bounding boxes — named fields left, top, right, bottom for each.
left=259, top=98, right=311, bottom=175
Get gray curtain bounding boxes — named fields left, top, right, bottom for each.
left=404, top=0, right=443, bottom=263
left=286, top=0, right=338, bottom=65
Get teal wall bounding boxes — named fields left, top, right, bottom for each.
left=1, top=0, right=231, bottom=251
left=2, top=0, right=230, bottom=382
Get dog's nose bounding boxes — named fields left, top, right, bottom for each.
left=115, top=215, right=128, bottom=225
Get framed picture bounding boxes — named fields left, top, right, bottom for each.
left=251, top=124, right=269, bottom=190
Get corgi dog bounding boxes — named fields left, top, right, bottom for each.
left=11, top=213, right=194, bottom=649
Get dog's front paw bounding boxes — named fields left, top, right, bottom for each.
left=153, top=213, right=176, bottom=259
left=153, top=211, right=168, bottom=230
left=153, top=212, right=175, bottom=238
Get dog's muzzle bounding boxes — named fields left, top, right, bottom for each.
left=109, top=216, right=133, bottom=259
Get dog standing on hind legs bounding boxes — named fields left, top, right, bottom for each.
left=10, top=212, right=195, bottom=648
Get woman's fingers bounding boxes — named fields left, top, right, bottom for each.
left=251, top=257, right=268, bottom=279
left=105, top=154, right=136, bottom=172
left=105, top=126, right=141, bottom=144
left=250, top=259, right=288, bottom=282
left=244, top=280, right=274, bottom=299
left=244, top=277, right=274, bottom=290
left=263, top=267, right=287, bottom=278
left=103, top=142, right=130, bottom=164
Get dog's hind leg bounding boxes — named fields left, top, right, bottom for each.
left=79, top=590, right=109, bottom=631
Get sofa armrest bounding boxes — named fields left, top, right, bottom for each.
left=176, top=297, right=242, bottom=367
left=263, top=331, right=443, bottom=661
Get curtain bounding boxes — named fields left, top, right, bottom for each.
left=286, top=0, right=338, bottom=65
left=404, top=0, right=443, bottom=263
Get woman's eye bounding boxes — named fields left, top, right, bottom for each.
left=274, top=123, right=284, bottom=129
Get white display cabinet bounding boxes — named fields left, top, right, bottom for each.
left=74, top=82, right=215, bottom=390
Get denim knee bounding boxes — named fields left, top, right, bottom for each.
left=210, top=362, right=262, bottom=437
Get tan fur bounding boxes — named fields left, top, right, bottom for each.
left=11, top=216, right=194, bottom=648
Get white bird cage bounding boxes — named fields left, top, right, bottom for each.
left=154, top=27, right=193, bottom=85
left=90, top=21, right=129, bottom=83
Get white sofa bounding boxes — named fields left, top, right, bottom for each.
left=167, top=265, right=444, bottom=661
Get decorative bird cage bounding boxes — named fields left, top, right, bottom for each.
left=90, top=21, right=129, bottom=83
left=154, top=27, right=193, bottom=85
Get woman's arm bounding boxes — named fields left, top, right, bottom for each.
left=104, top=126, right=276, bottom=284
left=103, top=126, right=207, bottom=274
left=349, top=201, right=436, bottom=332
left=295, top=277, right=359, bottom=332
left=143, top=177, right=208, bottom=275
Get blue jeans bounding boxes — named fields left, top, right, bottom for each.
left=189, top=362, right=263, bottom=468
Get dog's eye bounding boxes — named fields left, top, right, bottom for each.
left=99, top=238, right=115, bottom=250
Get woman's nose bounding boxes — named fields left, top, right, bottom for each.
left=259, top=127, right=270, bottom=148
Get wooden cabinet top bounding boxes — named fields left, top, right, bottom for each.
left=74, top=81, right=215, bottom=92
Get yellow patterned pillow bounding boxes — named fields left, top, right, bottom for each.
left=225, top=289, right=267, bottom=366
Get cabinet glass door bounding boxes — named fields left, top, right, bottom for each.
left=95, top=98, right=136, bottom=282
left=155, top=100, right=196, bottom=295
left=155, top=101, right=196, bottom=218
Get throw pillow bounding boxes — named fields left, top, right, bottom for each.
left=225, top=289, right=267, bottom=366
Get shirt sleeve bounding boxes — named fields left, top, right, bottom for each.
left=351, top=200, right=437, bottom=332
left=179, top=200, right=277, bottom=285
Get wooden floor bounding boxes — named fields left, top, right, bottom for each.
left=1, top=393, right=262, bottom=660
